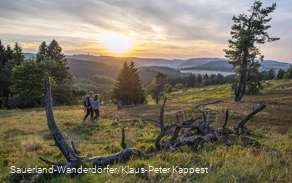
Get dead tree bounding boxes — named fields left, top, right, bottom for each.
left=40, top=74, right=154, bottom=170
left=143, top=99, right=266, bottom=150
left=30, top=74, right=265, bottom=182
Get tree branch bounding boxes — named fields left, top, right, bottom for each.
left=121, top=127, right=127, bottom=149
left=236, top=104, right=266, bottom=129
left=194, top=100, right=222, bottom=109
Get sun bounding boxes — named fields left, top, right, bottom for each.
left=99, top=32, right=133, bottom=55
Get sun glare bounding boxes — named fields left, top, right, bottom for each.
left=99, top=32, right=133, bottom=55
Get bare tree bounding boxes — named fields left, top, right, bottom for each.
left=21, top=74, right=265, bottom=182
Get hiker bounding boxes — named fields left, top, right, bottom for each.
left=83, top=91, right=94, bottom=122
left=93, top=94, right=100, bottom=120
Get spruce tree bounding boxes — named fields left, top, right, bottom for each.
left=113, top=62, right=130, bottom=105
left=284, top=67, right=292, bottom=80
left=13, top=42, right=25, bottom=66
left=113, top=61, right=145, bottom=105
left=0, top=40, right=6, bottom=71
left=47, top=40, right=71, bottom=83
left=129, top=61, right=145, bottom=104
left=197, top=74, right=203, bottom=85
left=6, top=45, right=14, bottom=61
left=0, top=41, right=24, bottom=107
left=224, top=1, right=279, bottom=101
left=36, top=41, right=47, bottom=62
left=34, top=40, right=80, bottom=106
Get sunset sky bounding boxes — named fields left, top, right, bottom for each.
left=1, top=0, right=291, bottom=62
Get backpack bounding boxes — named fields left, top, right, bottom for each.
left=84, top=96, right=90, bottom=107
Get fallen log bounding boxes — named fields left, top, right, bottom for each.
left=40, top=74, right=153, bottom=171
left=234, top=104, right=266, bottom=134
left=26, top=74, right=266, bottom=182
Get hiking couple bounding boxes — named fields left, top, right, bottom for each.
left=83, top=91, right=100, bottom=122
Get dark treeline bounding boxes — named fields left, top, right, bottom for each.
left=0, top=41, right=25, bottom=108
left=167, top=68, right=292, bottom=91
left=0, top=40, right=85, bottom=108
left=168, top=73, right=234, bottom=88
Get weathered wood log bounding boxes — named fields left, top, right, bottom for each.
left=158, top=98, right=167, bottom=130
left=149, top=99, right=265, bottom=151
left=121, top=127, right=127, bottom=149
left=23, top=76, right=266, bottom=183
left=241, top=137, right=260, bottom=147
left=154, top=98, right=168, bottom=150
left=194, top=100, right=222, bottom=109
left=42, top=74, right=83, bottom=165
left=41, top=74, right=154, bottom=170
left=87, top=148, right=156, bottom=166
left=223, top=109, right=229, bottom=129
left=38, top=74, right=267, bottom=182
left=234, top=104, right=266, bottom=134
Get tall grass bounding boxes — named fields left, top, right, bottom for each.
left=0, top=80, right=291, bottom=182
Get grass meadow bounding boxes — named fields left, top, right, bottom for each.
left=0, top=80, right=291, bottom=182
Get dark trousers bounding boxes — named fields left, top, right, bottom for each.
left=84, top=107, right=93, bottom=120
left=93, top=109, right=99, bottom=119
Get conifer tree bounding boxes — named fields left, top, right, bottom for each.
left=36, top=41, right=47, bottom=62
left=276, top=69, right=285, bottom=79
left=129, top=61, right=145, bottom=104
left=0, top=40, right=6, bottom=71
left=284, top=67, right=292, bottom=80
left=113, top=62, right=130, bottom=104
left=13, top=42, right=25, bottom=66
left=0, top=41, right=24, bottom=107
left=47, top=40, right=71, bottom=83
left=197, top=74, right=203, bottom=85
left=224, top=1, right=279, bottom=101
left=113, top=61, right=145, bottom=105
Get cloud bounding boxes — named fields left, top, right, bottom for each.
left=0, top=0, right=291, bottom=61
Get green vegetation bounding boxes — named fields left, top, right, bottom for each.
left=224, top=1, right=280, bottom=102
left=168, top=73, right=233, bottom=89
left=150, top=72, right=168, bottom=104
left=0, top=80, right=291, bottom=182
left=67, top=57, right=184, bottom=84
left=93, top=75, right=116, bottom=85
left=0, top=40, right=84, bottom=108
left=10, top=60, right=47, bottom=108
left=0, top=41, right=25, bottom=108
left=284, top=67, right=292, bottom=80
left=113, top=61, right=145, bottom=105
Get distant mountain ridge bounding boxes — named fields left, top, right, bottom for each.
left=67, top=58, right=182, bottom=83
left=66, top=54, right=185, bottom=67
left=65, top=54, right=292, bottom=69
left=24, top=53, right=291, bottom=70
left=24, top=53, right=292, bottom=83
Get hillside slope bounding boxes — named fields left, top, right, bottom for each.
left=68, top=58, right=184, bottom=83
left=1, top=80, right=291, bottom=182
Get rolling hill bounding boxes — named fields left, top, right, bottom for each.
left=176, top=58, right=226, bottom=68
left=181, top=60, right=233, bottom=72
left=66, top=54, right=185, bottom=67
left=67, top=58, right=184, bottom=83
left=24, top=53, right=292, bottom=82
left=181, top=59, right=292, bottom=73
left=67, top=58, right=120, bottom=79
